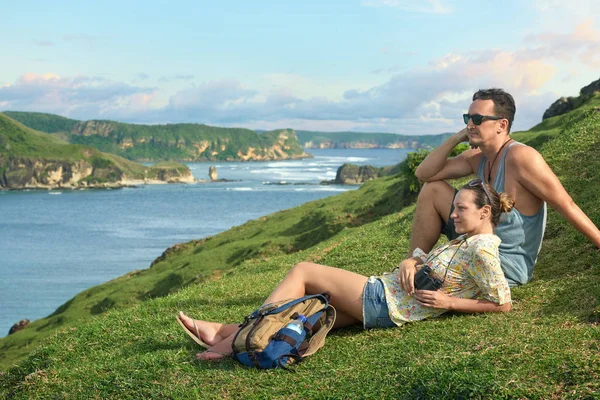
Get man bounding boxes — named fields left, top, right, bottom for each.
left=398, top=88, right=600, bottom=293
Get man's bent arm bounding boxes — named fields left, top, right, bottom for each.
left=415, top=128, right=476, bottom=182
left=515, top=147, right=600, bottom=248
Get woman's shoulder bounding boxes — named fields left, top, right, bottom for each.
left=465, top=234, right=501, bottom=251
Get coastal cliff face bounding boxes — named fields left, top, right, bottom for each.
left=0, top=157, right=97, bottom=189
left=0, top=156, right=194, bottom=190
left=0, top=113, right=196, bottom=190
left=302, top=140, right=418, bottom=149
left=145, top=162, right=195, bottom=184
left=69, top=121, right=311, bottom=162
left=237, top=129, right=310, bottom=161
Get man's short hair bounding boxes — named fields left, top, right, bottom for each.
left=473, top=88, right=516, bottom=133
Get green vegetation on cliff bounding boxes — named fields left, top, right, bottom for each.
left=1, top=96, right=600, bottom=398
left=2, top=111, right=79, bottom=135
left=296, top=130, right=453, bottom=149
left=4, top=112, right=310, bottom=162
left=0, top=113, right=192, bottom=189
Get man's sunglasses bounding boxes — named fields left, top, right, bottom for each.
left=467, top=179, right=492, bottom=205
left=463, top=114, right=504, bottom=125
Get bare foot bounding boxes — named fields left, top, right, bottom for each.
left=178, top=312, right=224, bottom=347
left=196, top=332, right=236, bottom=361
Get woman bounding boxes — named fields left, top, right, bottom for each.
left=178, top=179, right=514, bottom=360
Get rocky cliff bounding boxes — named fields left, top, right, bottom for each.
left=0, top=156, right=194, bottom=189
left=296, top=131, right=452, bottom=150
left=145, top=162, right=195, bottom=184
left=332, top=163, right=385, bottom=184
left=0, top=113, right=194, bottom=190
left=543, top=76, right=600, bottom=120
left=67, top=120, right=311, bottom=162
left=302, top=140, right=418, bottom=149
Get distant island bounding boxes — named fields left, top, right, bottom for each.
left=3, top=112, right=311, bottom=162
left=0, top=113, right=194, bottom=190
left=295, top=130, right=454, bottom=149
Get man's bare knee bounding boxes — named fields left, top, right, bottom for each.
left=419, top=181, right=452, bottom=199
left=417, top=181, right=455, bottom=221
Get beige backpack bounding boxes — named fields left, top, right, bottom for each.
left=231, top=293, right=336, bottom=369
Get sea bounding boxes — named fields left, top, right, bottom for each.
left=0, top=148, right=410, bottom=337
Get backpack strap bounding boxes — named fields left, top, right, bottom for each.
left=277, top=353, right=304, bottom=370
left=261, top=293, right=330, bottom=316
left=300, top=304, right=336, bottom=357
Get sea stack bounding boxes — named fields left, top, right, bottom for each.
left=209, top=165, right=218, bottom=181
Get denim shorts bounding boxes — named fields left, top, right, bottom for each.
left=362, top=276, right=396, bottom=329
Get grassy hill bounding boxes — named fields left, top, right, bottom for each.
left=296, top=130, right=453, bottom=149
left=1, top=111, right=79, bottom=135
left=3, top=112, right=309, bottom=162
left=1, top=96, right=599, bottom=398
left=0, top=113, right=192, bottom=188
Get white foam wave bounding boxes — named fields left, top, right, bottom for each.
left=346, top=157, right=369, bottom=162
left=226, top=187, right=254, bottom=191
left=317, top=187, right=351, bottom=192
left=265, top=161, right=303, bottom=168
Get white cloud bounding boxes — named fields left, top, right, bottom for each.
left=361, top=0, right=452, bottom=14
left=523, top=20, right=600, bottom=68
left=0, top=72, right=155, bottom=118
left=2, top=22, right=599, bottom=135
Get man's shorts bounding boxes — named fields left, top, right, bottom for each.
left=362, top=277, right=396, bottom=329
left=441, top=188, right=461, bottom=241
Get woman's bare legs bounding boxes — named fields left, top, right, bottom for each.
left=196, top=262, right=368, bottom=360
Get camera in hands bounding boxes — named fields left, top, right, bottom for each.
left=413, top=265, right=443, bottom=291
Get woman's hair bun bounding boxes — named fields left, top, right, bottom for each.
left=499, top=192, right=515, bottom=213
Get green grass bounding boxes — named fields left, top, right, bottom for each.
left=0, top=169, right=416, bottom=369
left=2, top=111, right=80, bottom=134
left=1, top=101, right=600, bottom=398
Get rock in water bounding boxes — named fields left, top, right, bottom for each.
left=209, top=166, right=218, bottom=181
left=8, top=319, right=30, bottom=335
left=334, top=163, right=384, bottom=184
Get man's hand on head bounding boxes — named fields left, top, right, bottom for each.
left=455, top=128, right=477, bottom=149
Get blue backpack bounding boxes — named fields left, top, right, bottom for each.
left=231, top=293, right=336, bottom=369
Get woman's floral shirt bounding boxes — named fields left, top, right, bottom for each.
left=378, top=233, right=511, bottom=325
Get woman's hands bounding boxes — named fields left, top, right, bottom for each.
left=415, top=292, right=512, bottom=313
left=397, top=257, right=422, bottom=295
left=414, top=290, right=453, bottom=309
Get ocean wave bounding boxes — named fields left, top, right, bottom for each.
left=265, top=161, right=303, bottom=168
left=293, top=187, right=350, bottom=192
left=346, top=157, right=369, bottom=162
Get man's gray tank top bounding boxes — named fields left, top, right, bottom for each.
left=477, top=141, right=546, bottom=286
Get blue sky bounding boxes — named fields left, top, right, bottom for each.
left=1, top=0, right=600, bottom=134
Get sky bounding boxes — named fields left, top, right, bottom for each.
left=1, top=0, right=600, bottom=135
